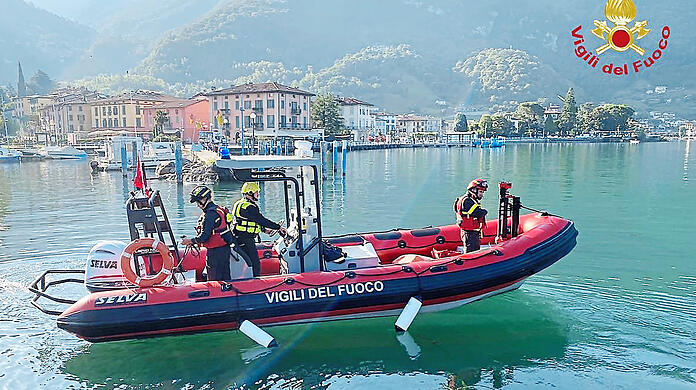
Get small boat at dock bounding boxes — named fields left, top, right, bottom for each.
left=41, top=145, right=88, bottom=160
left=0, top=147, right=21, bottom=162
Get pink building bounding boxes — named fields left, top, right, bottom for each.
left=143, top=98, right=209, bottom=142
left=203, top=82, right=315, bottom=141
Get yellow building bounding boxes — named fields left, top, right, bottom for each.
left=38, top=87, right=107, bottom=137
left=11, top=95, right=53, bottom=136
left=90, top=90, right=180, bottom=136
left=12, top=95, right=53, bottom=119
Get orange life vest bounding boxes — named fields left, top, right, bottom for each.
left=196, top=206, right=232, bottom=249
left=453, top=195, right=485, bottom=231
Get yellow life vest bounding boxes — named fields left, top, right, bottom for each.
left=232, top=199, right=261, bottom=234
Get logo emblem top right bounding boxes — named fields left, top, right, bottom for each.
left=591, top=0, right=650, bottom=55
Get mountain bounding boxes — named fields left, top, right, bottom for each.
left=132, top=0, right=696, bottom=115
left=0, top=0, right=95, bottom=84
left=26, top=0, right=219, bottom=78
left=11, top=0, right=696, bottom=117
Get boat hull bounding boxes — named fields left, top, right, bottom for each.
left=57, top=215, right=577, bottom=342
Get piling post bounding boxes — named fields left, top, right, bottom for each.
left=332, top=141, right=338, bottom=174
left=131, top=141, right=138, bottom=170
left=175, top=141, right=183, bottom=183
left=120, top=144, right=128, bottom=177
left=320, top=141, right=327, bottom=179
left=341, top=140, right=348, bottom=176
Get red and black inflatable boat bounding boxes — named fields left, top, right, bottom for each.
left=30, top=154, right=577, bottom=344
left=51, top=212, right=575, bottom=342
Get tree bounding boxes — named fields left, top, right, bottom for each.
left=557, top=88, right=577, bottom=136
left=478, top=115, right=492, bottom=137
left=576, top=103, right=596, bottom=134
left=26, top=70, right=54, bottom=95
left=490, top=115, right=513, bottom=136
left=590, top=104, right=635, bottom=133
left=514, top=102, right=545, bottom=136
left=477, top=114, right=512, bottom=137
left=453, top=112, right=468, bottom=132
left=545, top=117, right=560, bottom=135
left=469, top=121, right=480, bottom=134
left=153, top=110, right=170, bottom=138
left=311, top=93, right=344, bottom=138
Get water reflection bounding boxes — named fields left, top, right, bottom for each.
left=684, top=140, right=691, bottom=182
left=61, top=294, right=569, bottom=389
left=171, top=183, right=184, bottom=218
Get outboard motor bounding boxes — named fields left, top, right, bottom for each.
left=85, top=240, right=133, bottom=292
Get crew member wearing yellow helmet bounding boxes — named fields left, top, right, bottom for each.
left=182, top=185, right=235, bottom=281
left=453, top=178, right=489, bottom=253
left=232, top=182, right=287, bottom=277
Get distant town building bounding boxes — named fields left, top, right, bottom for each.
left=90, top=90, right=180, bottom=137
left=396, top=114, right=427, bottom=141
left=680, top=122, right=695, bottom=139
left=203, top=82, right=315, bottom=141
left=544, top=103, right=562, bottom=121
left=38, top=87, right=107, bottom=138
left=12, top=94, right=53, bottom=119
left=336, top=96, right=376, bottom=142
left=11, top=94, right=54, bottom=136
left=142, top=97, right=209, bottom=143
left=444, top=131, right=475, bottom=144
left=374, top=112, right=396, bottom=138
left=425, top=116, right=442, bottom=133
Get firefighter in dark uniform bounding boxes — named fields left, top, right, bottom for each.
left=182, top=185, right=234, bottom=281
left=454, top=179, right=489, bottom=253
left=232, top=182, right=287, bottom=277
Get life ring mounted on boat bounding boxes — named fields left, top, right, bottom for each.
left=120, top=238, right=175, bottom=288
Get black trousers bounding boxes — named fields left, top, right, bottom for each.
left=206, top=245, right=231, bottom=281
left=236, top=233, right=261, bottom=277
left=461, top=230, right=481, bottom=253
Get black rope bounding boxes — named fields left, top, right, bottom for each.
left=292, top=275, right=348, bottom=287
left=519, top=204, right=560, bottom=218
left=222, top=279, right=289, bottom=295
left=414, top=250, right=498, bottom=276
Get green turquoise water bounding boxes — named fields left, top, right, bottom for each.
left=0, top=142, right=694, bottom=389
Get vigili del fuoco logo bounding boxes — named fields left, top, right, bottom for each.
left=571, top=0, right=670, bottom=76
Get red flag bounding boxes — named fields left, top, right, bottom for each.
left=133, top=157, right=147, bottom=190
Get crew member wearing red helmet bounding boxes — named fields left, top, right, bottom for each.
left=453, top=179, right=489, bottom=253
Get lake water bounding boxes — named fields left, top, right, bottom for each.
left=0, top=142, right=694, bottom=389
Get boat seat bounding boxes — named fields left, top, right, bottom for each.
left=324, top=242, right=380, bottom=271
left=431, top=248, right=462, bottom=259
left=393, top=254, right=437, bottom=264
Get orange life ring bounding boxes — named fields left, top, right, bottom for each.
left=120, top=238, right=174, bottom=287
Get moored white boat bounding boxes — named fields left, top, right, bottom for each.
left=41, top=146, right=88, bottom=159
left=0, top=147, right=21, bottom=162
left=142, top=142, right=175, bottom=169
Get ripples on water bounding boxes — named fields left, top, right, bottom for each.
left=0, top=142, right=695, bottom=389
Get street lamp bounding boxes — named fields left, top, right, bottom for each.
left=240, top=99, right=245, bottom=155
left=250, top=111, right=257, bottom=154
